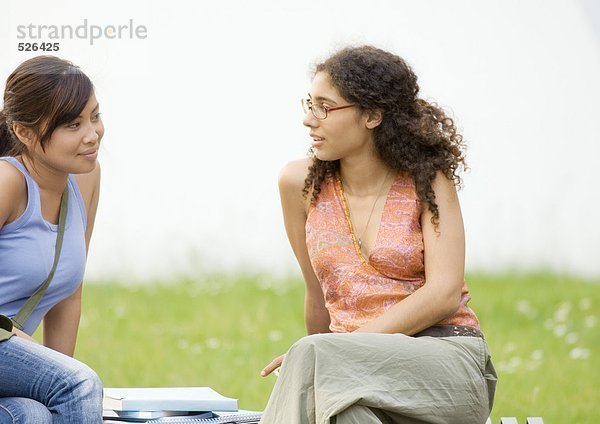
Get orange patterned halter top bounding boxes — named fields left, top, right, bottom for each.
left=305, top=173, right=480, bottom=333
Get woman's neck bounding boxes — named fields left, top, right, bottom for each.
left=339, top=154, right=393, bottom=196
left=20, top=155, right=68, bottom=196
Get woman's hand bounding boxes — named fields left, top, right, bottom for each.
left=261, top=354, right=285, bottom=377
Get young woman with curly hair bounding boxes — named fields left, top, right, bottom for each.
left=260, top=46, right=497, bottom=424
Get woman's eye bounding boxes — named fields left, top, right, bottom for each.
left=92, top=112, right=102, bottom=121
left=67, top=122, right=80, bottom=129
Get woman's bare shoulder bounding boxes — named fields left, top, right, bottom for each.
left=0, top=160, right=27, bottom=227
left=0, top=159, right=25, bottom=182
left=278, top=157, right=312, bottom=191
left=278, top=158, right=313, bottom=214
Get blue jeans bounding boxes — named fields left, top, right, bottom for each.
left=0, top=336, right=103, bottom=423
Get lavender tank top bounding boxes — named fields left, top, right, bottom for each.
left=0, top=157, right=87, bottom=335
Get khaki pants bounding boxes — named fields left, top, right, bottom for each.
left=260, top=332, right=497, bottom=424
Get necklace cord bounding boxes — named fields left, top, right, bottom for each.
left=340, top=169, right=392, bottom=249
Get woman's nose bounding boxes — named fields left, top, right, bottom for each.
left=303, top=110, right=318, bottom=128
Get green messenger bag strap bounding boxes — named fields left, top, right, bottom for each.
left=0, top=185, right=69, bottom=342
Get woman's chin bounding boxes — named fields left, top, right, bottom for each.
left=71, top=159, right=98, bottom=174
left=312, top=148, right=338, bottom=162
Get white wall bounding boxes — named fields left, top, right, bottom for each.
left=2, top=0, right=599, bottom=281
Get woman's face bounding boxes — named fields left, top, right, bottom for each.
left=31, top=94, right=104, bottom=175
left=303, top=72, right=374, bottom=162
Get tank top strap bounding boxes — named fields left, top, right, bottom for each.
left=1, top=156, right=86, bottom=232
left=0, top=157, right=41, bottom=230
left=1, top=156, right=37, bottom=186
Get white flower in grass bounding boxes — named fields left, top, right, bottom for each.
left=565, top=332, right=578, bottom=345
left=508, top=356, right=521, bottom=369
left=268, top=330, right=283, bottom=342
left=579, top=298, right=592, bottom=311
left=206, top=337, right=221, bottom=349
left=523, top=351, right=544, bottom=371
left=177, top=339, right=189, bottom=350
left=554, top=302, right=571, bottom=322
left=498, top=356, right=522, bottom=374
left=530, top=350, right=543, bottom=361
left=553, top=324, right=567, bottom=337
left=516, top=299, right=534, bottom=317
left=503, top=343, right=516, bottom=353
left=584, top=315, right=597, bottom=328
left=114, top=305, right=126, bottom=318
left=569, top=347, right=590, bottom=360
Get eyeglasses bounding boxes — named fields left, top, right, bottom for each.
left=301, top=97, right=355, bottom=120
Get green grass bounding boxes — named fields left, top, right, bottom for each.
left=72, top=273, right=599, bottom=422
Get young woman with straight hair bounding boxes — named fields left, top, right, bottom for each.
left=0, top=55, right=104, bottom=423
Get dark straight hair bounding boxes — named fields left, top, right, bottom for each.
left=0, top=55, right=93, bottom=157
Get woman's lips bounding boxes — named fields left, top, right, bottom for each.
left=79, top=149, right=98, bottom=159
left=310, top=135, right=325, bottom=148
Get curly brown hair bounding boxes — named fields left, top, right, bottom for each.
left=303, top=45, right=466, bottom=226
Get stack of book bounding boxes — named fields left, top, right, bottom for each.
left=102, top=387, right=262, bottom=423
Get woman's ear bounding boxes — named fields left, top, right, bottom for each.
left=12, top=123, right=35, bottom=148
left=365, top=110, right=383, bottom=129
